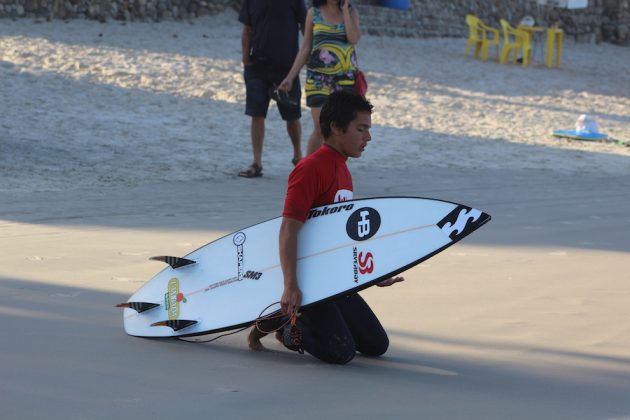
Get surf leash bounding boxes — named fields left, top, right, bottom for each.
left=176, top=302, right=298, bottom=344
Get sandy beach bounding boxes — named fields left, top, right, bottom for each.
left=1, top=11, right=630, bottom=419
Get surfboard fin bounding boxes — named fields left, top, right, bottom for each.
left=150, top=256, right=196, bottom=269
left=115, top=302, right=160, bottom=313
left=150, top=320, right=198, bottom=331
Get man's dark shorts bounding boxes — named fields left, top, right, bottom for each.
left=244, top=65, right=301, bottom=121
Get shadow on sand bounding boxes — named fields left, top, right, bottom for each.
left=2, top=277, right=630, bottom=419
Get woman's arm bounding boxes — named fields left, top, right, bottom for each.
left=279, top=8, right=315, bottom=91
left=342, top=3, right=361, bottom=45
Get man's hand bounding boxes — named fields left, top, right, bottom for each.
left=281, top=283, right=303, bottom=316
left=376, top=276, right=405, bottom=287
left=278, top=77, right=293, bottom=93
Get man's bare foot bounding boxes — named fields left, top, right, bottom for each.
left=248, top=326, right=268, bottom=351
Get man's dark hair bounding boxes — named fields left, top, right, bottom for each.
left=319, top=91, right=373, bottom=139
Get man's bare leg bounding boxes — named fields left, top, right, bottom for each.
left=247, top=326, right=268, bottom=351
left=286, top=119, right=302, bottom=164
left=251, top=116, right=265, bottom=167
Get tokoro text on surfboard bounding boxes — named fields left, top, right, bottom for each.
left=307, top=203, right=354, bottom=219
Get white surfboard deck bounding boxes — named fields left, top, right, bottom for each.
left=121, top=197, right=491, bottom=337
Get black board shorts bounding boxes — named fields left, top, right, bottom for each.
left=244, top=65, right=301, bottom=121
left=258, top=292, right=388, bottom=364
left=298, top=292, right=389, bottom=364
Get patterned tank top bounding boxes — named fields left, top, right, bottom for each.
left=307, top=7, right=357, bottom=75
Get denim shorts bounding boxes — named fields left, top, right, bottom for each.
left=244, top=65, right=301, bottom=121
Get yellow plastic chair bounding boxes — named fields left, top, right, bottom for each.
left=546, top=27, right=563, bottom=68
left=465, top=15, right=500, bottom=61
left=499, top=19, right=532, bottom=67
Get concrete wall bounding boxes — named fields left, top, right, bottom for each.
left=358, top=0, right=629, bottom=44
left=0, top=0, right=628, bottom=44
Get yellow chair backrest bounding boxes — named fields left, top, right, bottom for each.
left=465, top=14, right=500, bottom=60
left=499, top=19, right=532, bottom=67
left=466, top=14, right=481, bottom=41
left=500, top=19, right=525, bottom=46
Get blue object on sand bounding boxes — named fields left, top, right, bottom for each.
left=380, top=0, right=409, bottom=10
left=552, top=130, right=609, bottom=141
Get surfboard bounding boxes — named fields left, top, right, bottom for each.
left=552, top=129, right=612, bottom=141
left=552, top=130, right=628, bottom=146
left=119, top=197, right=491, bottom=338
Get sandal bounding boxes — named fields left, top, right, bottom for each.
left=238, top=163, right=263, bottom=178
left=269, top=86, right=299, bottom=106
left=291, top=157, right=302, bottom=167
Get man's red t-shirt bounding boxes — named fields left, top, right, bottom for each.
left=282, top=145, right=353, bottom=223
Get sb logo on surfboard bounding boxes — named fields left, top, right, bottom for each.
left=346, top=207, right=381, bottom=241
left=353, top=247, right=375, bottom=282
left=358, top=252, right=374, bottom=274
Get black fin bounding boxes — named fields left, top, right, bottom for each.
left=150, top=256, right=196, bottom=269
left=150, top=320, right=198, bottom=331
left=115, top=302, right=160, bottom=313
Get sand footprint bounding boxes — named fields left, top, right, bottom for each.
left=111, top=277, right=144, bottom=283
left=215, top=387, right=239, bottom=393
left=547, top=250, right=568, bottom=256
left=26, top=255, right=61, bottom=261
left=118, top=251, right=150, bottom=256
left=50, top=291, right=82, bottom=298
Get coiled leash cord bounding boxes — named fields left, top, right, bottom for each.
left=177, top=302, right=297, bottom=344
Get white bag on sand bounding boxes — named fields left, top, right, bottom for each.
left=519, top=16, right=535, bottom=27
left=575, top=114, right=600, bottom=134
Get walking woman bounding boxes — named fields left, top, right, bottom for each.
left=278, top=0, right=361, bottom=156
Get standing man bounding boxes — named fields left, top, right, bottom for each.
left=238, top=0, right=307, bottom=178
left=248, top=91, right=404, bottom=364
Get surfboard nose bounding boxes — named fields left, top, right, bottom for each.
left=437, top=206, right=491, bottom=240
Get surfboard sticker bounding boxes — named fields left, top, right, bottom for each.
left=346, top=207, right=382, bottom=241
left=437, top=205, right=485, bottom=241
left=121, top=197, right=491, bottom=338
